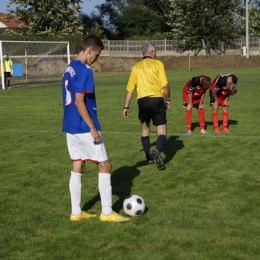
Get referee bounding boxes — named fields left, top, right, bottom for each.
left=123, top=43, right=170, bottom=170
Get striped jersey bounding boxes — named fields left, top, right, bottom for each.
left=62, top=60, right=101, bottom=134
left=126, top=57, right=168, bottom=99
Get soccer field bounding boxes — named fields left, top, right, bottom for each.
left=0, top=68, right=259, bottom=260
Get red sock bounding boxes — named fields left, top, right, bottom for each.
left=212, top=112, right=219, bottom=130
left=222, top=112, right=228, bottom=129
left=198, top=109, right=205, bottom=130
left=185, top=110, right=192, bottom=131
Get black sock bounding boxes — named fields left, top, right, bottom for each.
left=141, top=136, right=152, bottom=161
left=156, top=135, right=166, bottom=153
left=8, top=80, right=10, bottom=87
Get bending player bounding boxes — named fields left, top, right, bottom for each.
left=209, top=73, right=238, bottom=134
left=182, top=75, right=211, bottom=136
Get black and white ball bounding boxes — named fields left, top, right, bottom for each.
left=123, top=195, right=145, bottom=217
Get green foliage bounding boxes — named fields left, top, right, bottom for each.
left=167, top=0, right=240, bottom=53
left=0, top=68, right=260, bottom=259
left=143, top=0, right=170, bottom=15
left=238, top=2, right=260, bottom=37
left=7, top=0, right=83, bottom=36
left=87, top=23, right=106, bottom=39
left=78, top=12, right=105, bottom=37
left=117, top=5, right=161, bottom=38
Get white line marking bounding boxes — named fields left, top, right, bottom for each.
left=0, top=129, right=259, bottom=139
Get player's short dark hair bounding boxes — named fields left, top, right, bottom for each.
left=201, top=76, right=211, bottom=90
left=228, top=82, right=237, bottom=95
left=79, top=35, right=104, bottom=52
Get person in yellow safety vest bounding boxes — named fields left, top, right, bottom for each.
left=3, top=54, right=13, bottom=90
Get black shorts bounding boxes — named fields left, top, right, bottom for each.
left=138, top=97, right=167, bottom=126
left=4, top=72, right=12, bottom=78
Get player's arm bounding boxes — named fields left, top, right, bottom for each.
left=199, top=93, right=205, bottom=109
left=123, top=91, right=133, bottom=117
left=223, top=96, right=229, bottom=107
left=10, top=61, right=13, bottom=75
left=212, top=90, right=219, bottom=111
left=75, top=92, right=101, bottom=143
left=163, top=83, right=171, bottom=109
left=186, top=93, right=192, bottom=110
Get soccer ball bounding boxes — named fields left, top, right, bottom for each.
left=123, top=195, right=145, bottom=217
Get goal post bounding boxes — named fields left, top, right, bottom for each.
left=0, top=40, right=70, bottom=90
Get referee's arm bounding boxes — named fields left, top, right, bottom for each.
left=163, top=83, right=170, bottom=109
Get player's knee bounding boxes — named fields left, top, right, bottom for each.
left=98, top=160, right=112, bottom=173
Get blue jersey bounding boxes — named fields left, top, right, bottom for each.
left=62, top=60, right=101, bottom=134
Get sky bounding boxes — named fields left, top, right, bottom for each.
left=0, top=0, right=105, bottom=15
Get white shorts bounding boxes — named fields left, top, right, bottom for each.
left=66, top=132, right=108, bottom=164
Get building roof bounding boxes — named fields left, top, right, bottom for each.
left=0, top=13, right=21, bottom=28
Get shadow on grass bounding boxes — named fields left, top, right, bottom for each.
left=111, top=165, right=141, bottom=212
left=163, top=135, right=184, bottom=165
left=82, top=136, right=184, bottom=213
left=82, top=164, right=141, bottom=213
left=145, top=135, right=184, bottom=167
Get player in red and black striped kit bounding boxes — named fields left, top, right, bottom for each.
left=209, top=74, right=238, bottom=134
left=182, top=75, right=211, bottom=136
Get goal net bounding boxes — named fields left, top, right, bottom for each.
left=0, top=40, right=70, bottom=89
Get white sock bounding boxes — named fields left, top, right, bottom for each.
left=98, top=173, right=112, bottom=216
left=69, top=171, right=82, bottom=216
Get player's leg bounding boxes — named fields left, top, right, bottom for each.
left=151, top=98, right=167, bottom=170
left=141, top=122, right=153, bottom=164
left=4, top=72, right=7, bottom=87
left=151, top=124, right=166, bottom=170
left=67, top=133, right=96, bottom=221
left=98, top=161, right=112, bottom=217
left=196, top=104, right=209, bottom=135
left=138, top=98, right=153, bottom=164
left=69, top=160, right=96, bottom=221
left=98, top=161, right=129, bottom=222
left=183, top=102, right=192, bottom=135
left=155, top=124, right=167, bottom=152
left=210, top=96, right=220, bottom=134
left=7, top=75, right=11, bottom=89
left=222, top=106, right=230, bottom=133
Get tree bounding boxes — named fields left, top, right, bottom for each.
left=78, top=12, right=104, bottom=36
left=116, top=5, right=161, bottom=38
left=167, top=0, right=240, bottom=54
left=7, top=0, right=83, bottom=35
left=143, top=0, right=171, bottom=21
left=94, top=0, right=144, bottom=31
left=240, top=0, right=260, bottom=26
left=239, top=1, right=260, bottom=36
left=142, top=0, right=172, bottom=33
left=249, top=3, right=260, bottom=36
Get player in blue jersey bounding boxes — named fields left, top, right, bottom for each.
left=62, top=35, right=129, bottom=222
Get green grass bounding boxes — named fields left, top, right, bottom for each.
left=0, top=68, right=260, bottom=260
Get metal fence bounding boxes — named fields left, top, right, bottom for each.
left=100, top=38, right=260, bottom=57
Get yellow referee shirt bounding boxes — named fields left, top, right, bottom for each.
left=126, top=58, right=168, bottom=99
